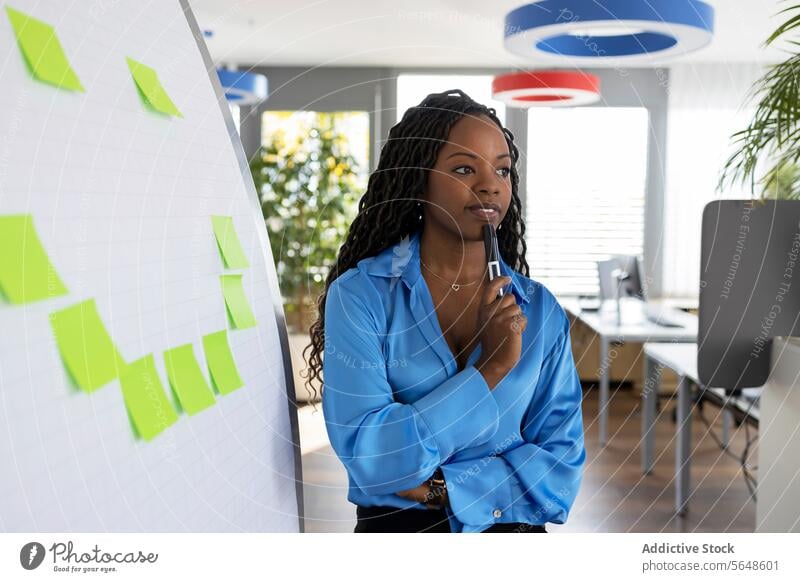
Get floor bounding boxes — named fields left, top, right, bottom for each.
left=297, top=384, right=757, bottom=533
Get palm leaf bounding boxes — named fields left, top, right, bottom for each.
left=766, top=3, right=800, bottom=44
left=719, top=4, right=800, bottom=199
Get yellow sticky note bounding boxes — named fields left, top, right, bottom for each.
left=126, top=57, right=181, bottom=117
left=5, top=6, right=84, bottom=91
left=0, top=214, right=68, bottom=304
left=211, top=215, right=249, bottom=269
left=164, top=344, right=216, bottom=415
left=220, top=274, right=257, bottom=329
left=202, top=330, right=244, bottom=395
left=49, top=299, right=126, bottom=392
left=119, top=354, right=179, bottom=441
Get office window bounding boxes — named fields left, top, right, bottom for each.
left=526, top=107, right=649, bottom=298
left=261, top=110, right=369, bottom=175
left=662, top=64, right=762, bottom=299
left=258, top=110, right=369, bottom=328
left=396, top=74, right=506, bottom=124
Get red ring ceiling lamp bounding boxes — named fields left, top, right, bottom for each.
left=492, top=70, right=601, bottom=107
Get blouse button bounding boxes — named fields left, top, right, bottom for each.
left=493, top=508, right=502, bottom=519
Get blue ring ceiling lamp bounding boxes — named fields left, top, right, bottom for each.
left=504, top=0, right=714, bottom=64
left=217, top=69, right=269, bottom=106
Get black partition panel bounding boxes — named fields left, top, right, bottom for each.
left=699, top=199, right=800, bottom=393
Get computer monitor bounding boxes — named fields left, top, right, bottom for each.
left=597, top=255, right=646, bottom=302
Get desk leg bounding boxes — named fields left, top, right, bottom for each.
left=675, top=376, right=692, bottom=515
left=641, top=356, right=661, bottom=474
left=599, top=337, right=609, bottom=447
left=722, top=408, right=732, bottom=449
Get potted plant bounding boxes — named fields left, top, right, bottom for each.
left=251, top=112, right=362, bottom=401
left=720, top=3, right=800, bottom=199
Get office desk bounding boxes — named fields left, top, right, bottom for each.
left=561, top=299, right=698, bottom=446
left=641, top=342, right=759, bottom=515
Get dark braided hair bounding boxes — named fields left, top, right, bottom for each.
left=301, top=89, right=529, bottom=400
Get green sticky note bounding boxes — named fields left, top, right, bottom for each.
left=163, top=344, right=216, bottom=415
left=202, top=330, right=244, bottom=395
left=220, top=274, right=257, bottom=329
left=119, top=354, right=179, bottom=441
left=126, top=57, right=182, bottom=117
left=0, top=214, right=68, bottom=304
left=211, top=215, right=249, bottom=269
left=5, top=6, right=84, bottom=91
left=49, top=299, right=126, bottom=392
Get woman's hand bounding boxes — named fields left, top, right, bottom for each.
left=396, top=483, right=431, bottom=503
left=397, top=482, right=449, bottom=508
left=474, top=275, right=527, bottom=389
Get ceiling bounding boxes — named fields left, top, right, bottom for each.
left=189, top=0, right=791, bottom=68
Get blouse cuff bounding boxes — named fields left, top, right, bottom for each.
left=440, top=456, right=516, bottom=527
left=410, top=365, right=500, bottom=459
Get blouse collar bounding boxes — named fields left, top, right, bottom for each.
left=362, top=229, right=530, bottom=304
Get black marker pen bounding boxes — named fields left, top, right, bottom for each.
left=483, top=223, right=506, bottom=297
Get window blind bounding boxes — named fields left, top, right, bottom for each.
left=525, top=107, right=649, bottom=297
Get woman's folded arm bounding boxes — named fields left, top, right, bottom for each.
left=322, top=276, right=501, bottom=497
left=440, top=313, right=586, bottom=526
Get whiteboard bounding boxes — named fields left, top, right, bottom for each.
left=0, top=0, right=303, bottom=532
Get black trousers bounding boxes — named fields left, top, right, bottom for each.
left=355, top=504, right=547, bottom=533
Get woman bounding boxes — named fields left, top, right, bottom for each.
left=304, top=89, right=586, bottom=533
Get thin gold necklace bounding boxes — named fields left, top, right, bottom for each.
left=420, top=259, right=482, bottom=292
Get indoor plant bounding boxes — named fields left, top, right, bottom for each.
left=720, top=2, right=800, bottom=199
left=251, top=112, right=362, bottom=400
left=251, top=113, right=361, bottom=331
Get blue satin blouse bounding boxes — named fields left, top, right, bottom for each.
left=321, top=229, right=586, bottom=533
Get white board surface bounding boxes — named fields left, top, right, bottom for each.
left=0, top=0, right=302, bottom=532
